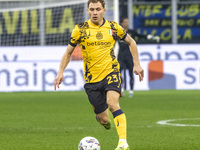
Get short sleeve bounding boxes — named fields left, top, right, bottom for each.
left=69, top=25, right=80, bottom=47
left=116, top=23, right=127, bottom=40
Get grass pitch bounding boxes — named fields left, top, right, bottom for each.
left=0, top=90, right=200, bottom=150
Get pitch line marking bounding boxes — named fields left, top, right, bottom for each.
left=157, top=118, right=200, bottom=127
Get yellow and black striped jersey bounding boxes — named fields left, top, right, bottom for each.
left=69, top=19, right=127, bottom=83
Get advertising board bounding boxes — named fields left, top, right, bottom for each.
left=0, top=44, right=199, bottom=92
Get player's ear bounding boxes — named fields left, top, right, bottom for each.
left=103, top=8, right=106, bottom=14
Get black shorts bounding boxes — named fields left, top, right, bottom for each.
left=84, top=72, right=121, bottom=114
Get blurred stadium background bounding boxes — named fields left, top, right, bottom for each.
left=0, top=0, right=199, bottom=92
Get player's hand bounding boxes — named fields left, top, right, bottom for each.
left=147, top=34, right=160, bottom=43
left=133, top=65, right=144, bottom=82
left=147, top=34, right=153, bottom=40
left=153, top=36, right=160, bottom=43
left=54, top=73, right=64, bottom=90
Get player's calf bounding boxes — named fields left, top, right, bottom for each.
left=96, top=116, right=111, bottom=130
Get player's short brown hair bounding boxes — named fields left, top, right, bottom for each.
left=88, top=0, right=105, bottom=8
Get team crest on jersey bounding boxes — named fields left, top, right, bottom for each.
left=96, top=31, right=103, bottom=40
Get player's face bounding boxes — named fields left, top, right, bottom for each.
left=121, top=19, right=129, bottom=30
left=87, top=2, right=106, bottom=26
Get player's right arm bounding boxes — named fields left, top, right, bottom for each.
left=54, top=44, right=75, bottom=90
left=54, top=24, right=80, bottom=90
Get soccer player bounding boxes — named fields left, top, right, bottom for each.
left=54, top=0, right=144, bottom=150
left=118, top=18, right=159, bottom=97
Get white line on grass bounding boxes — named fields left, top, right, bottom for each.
left=157, top=118, right=200, bottom=127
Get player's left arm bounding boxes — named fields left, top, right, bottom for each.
left=124, top=34, right=144, bottom=82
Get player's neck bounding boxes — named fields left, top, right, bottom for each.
left=90, top=18, right=105, bottom=26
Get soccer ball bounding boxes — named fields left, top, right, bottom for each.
left=78, top=136, right=100, bottom=150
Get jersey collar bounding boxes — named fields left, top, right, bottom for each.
left=100, top=18, right=106, bottom=27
